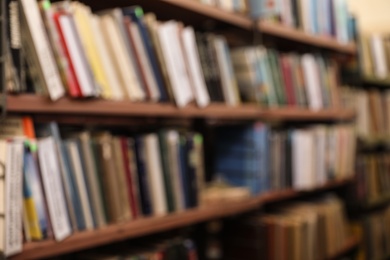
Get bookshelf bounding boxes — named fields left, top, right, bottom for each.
left=83, top=0, right=356, bottom=54
left=11, top=178, right=354, bottom=260
left=2, top=0, right=361, bottom=258
left=7, top=95, right=356, bottom=121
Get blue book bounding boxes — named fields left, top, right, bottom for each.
left=134, top=137, right=152, bottom=216
left=61, top=140, right=86, bottom=231
left=215, top=124, right=269, bottom=194
left=123, top=6, right=168, bottom=102
left=23, top=143, right=49, bottom=238
left=34, top=122, right=80, bottom=231
left=310, top=0, right=319, bottom=35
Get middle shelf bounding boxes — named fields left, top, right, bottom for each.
left=6, top=95, right=356, bottom=121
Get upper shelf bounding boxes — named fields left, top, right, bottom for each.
left=6, top=95, right=356, bottom=122
left=11, top=178, right=353, bottom=260
left=82, top=0, right=357, bottom=54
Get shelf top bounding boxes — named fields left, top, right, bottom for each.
left=6, top=95, right=356, bottom=122
left=123, top=0, right=357, bottom=54
left=11, top=178, right=353, bottom=260
left=83, top=0, right=356, bottom=53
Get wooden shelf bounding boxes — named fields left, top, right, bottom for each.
left=6, top=95, right=356, bottom=122
left=91, top=0, right=357, bottom=54
left=362, top=76, right=390, bottom=87
left=12, top=178, right=352, bottom=260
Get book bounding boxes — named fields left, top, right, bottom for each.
left=4, top=140, right=23, bottom=256
left=19, top=0, right=65, bottom=100
left=37, top=137, right=71, bottom=241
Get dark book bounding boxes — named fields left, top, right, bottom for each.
left=178, top=135, right=190, bottom=209
left=158, top=131, right=175, bottom=213
left=6, top=0, right=25, bottom=92
left=185, top=133, right=198, bottom=208
left=123, top=6, right=168, bottom=102
left=134, top=136, right=152, bottom=216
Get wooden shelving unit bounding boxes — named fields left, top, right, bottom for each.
left=11, top=178, right=353, bottom=260
left=327, top=237, right=360, bottom=260
left=6, top=95, right=356, bottom=121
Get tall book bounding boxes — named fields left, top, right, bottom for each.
left=37, top=137, right=71, bottom=241
left=19, top=0, right=65, bottom=100
left=4, top=140, right=23, bottom=256
left=123, top=6, right=169, bottom=102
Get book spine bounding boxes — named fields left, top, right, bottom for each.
left=20, top=0, right=65, bottom=100
left=4, top=140, right=23, bottom=256
left=37, top=137, right=71, bottom=241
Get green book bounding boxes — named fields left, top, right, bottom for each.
left=267, top=49, right=286, bottom=105
left=158, top=130, right=175, bottom=213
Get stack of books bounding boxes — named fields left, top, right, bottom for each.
left=355, top=89, right=390, bottom=141
left=248, top=0, right=353, bottom=44
left=360, top=34, right=390, bottom=81
left=0, top=116, right=205, bottom=256
left=214, top=123, right=356, bottom=194
left=352, top=206, right=390, bottom=259
left=7, top=0, right=350, bottom=111
left=231, top=48, right=342, bottom=109
left=354, top=154, right=390, bottom=205
left=224, top=196, right=350, bottom=260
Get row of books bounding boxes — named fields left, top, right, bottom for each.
left=355, top=89, right=390, bottom=140
left=0, top=117, right=205, bottom=256
left=354, top=206, right=390, bottom=260
left=231, top=48, right=343, bottom=108
left=215, top=123, right=356, bottom=193
left=15, top=0, right=227, bottom=107
left=77, top=238, right=198, bottom=260
left=198, top=0, right=353, bottom=45
left=224, top=196, right=349, bottom=260
left=354, top=154, right=390, bottom=206
left=360, top=34, right=390, bottom=80
left=11, top=0, right=349, bottom=110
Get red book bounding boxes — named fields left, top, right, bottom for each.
left=120, top=137, right=139, bottom=219
left=53, top=11, right=82, bottom=98
left=280, top=55, right=296, bottom=106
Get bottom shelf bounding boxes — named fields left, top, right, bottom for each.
left=13, top=178, right=352, bottom=260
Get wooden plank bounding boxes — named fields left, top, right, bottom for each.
left=258, top=21, right=356, bottom=54
left=6, top=95, right=356, bottom=121
left=12, top=178, right=353, bottom=260
left=160, top=0, right=357, bottom=53
left=263, top=107, right=356, bottom=121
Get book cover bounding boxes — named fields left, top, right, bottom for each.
left=123, top=6, right=168, bottom=102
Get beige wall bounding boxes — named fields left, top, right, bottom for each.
left=347, top=0, right=390, bottom=34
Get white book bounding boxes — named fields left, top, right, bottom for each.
left=144, top=134, right=167, bottom=216
left=20, top=0, right=65, bottom=100
left=128, top=22, right=160, bottom=101
left=370, top=34, right=388, bottom=79
left=314, top=126, right=327, bottom=185
left=181, top=27, right=210, bottom=108
left=66, top=140, right=94, bottom=230
left=299, top=0, right=311, bottom=34
left=157, top=21, right=193, bottom=107
left=89, top=15, right=123, bottom=100
left=100, top=14, right=145, bottom=101
left=301, top=54, right=323, bottom=110
left=4, top=141, right=23, bottom=256
left=212, top=36, right=240, bottom=106
left=59, top=14, right=97, bottom=97
left=38, top=137, right=71, bottom=241
left=0, top=141, right=6, bottom=254
left=167, top=131, right=185, bottom=211
left=292, top=130, right=315, bottom=190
